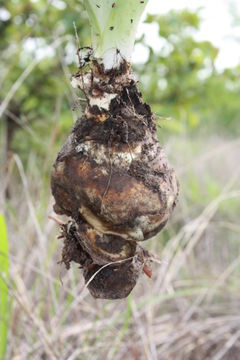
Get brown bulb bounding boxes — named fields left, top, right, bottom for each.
left=51, top=64, right=179, bottom=299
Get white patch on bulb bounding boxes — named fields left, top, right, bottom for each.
left=71, top=74, right=91, bottom=90
left=75, top=141, right=141, bottom=169
left=71, top=77, right=80, bottom=89
left=102, top=48, right=123, bottom=71
left=89, top=93, right=117, bottom=111
left=75, top=143, right=90, bottom=153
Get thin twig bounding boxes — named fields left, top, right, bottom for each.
left=84, top=256, right=135, bottom=290
left=0, top=35, right=71, bottom=118
left=48, top=215, right=65, bottom=226
left=73, top=21, right=81, bottom=67
left=13, top=154, right=46, bottom=250
left=0, top=271, right=58, bottom=360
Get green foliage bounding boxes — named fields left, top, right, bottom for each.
left=197, top=66, right=240, bottom=132
left=135, top=9, right=240, bottom=134
left=0, top=214, right=9, bottom=359
left=0, top=0, right=89, bottom=168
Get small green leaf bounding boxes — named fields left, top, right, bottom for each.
left=0, top=214, right=9, bottom=359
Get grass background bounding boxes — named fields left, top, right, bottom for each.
left=0, top=1, right=240, bottom=359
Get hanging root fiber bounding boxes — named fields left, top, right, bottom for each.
left=51, top=0, right=179, bottom=299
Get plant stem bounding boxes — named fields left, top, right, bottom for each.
left=83, top=0, right=149, bottom=69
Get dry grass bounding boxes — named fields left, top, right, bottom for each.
left=1, top=131, right=240, bottom=360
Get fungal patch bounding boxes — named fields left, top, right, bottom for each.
left=89, top=93, right=117, bottom=111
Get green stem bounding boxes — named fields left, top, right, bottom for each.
left=83, top=0, right=149, bottom=69
left=0, top=214, right=9, bottom=359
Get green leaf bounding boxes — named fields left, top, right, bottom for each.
left=83, top=0, right=149, bottom=69
left=0, top=214, right=9, bottom=359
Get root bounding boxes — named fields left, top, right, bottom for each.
left=48, top=215, right=65, bottom=226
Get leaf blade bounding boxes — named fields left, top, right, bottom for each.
left=0, top=214, right=9, bottom=358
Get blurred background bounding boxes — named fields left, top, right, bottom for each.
left=0, top=0, right=240, bottom=359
